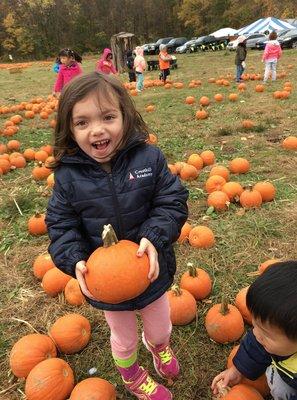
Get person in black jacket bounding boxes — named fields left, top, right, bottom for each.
left=212, top=261, right=297, bottom=400
left=235, top=36, right=247, bottom=82
left=46, top=71, right=188, bottom=400
left=126, top=49, right=136, bottom=82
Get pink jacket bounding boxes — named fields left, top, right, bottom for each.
left=96, top=48, right=117, bottom=74
left=134, top=46, right=146, bottom=73
left=262, top=40, right=282, bottom=62
left=54, top=62, right=82, bottom=92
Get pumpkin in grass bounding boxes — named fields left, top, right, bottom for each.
left=145, top=104, right=155, bottom=112
left=205, top=299, right=244, bottom=343
left=189, top=225, right=215, bottom=248
left=214, top=93, right=224, bottom=102
left=25, top=357, right=74, bottom=400
left=282, top=136, right=297, bottom=150
left=209, top=165, right=230, bottom=181
left=10, top=334, right=57, bottom=378
left=195, top=108, right=208, bottom=120
left=180, top=263, right=212, bottom=300
left=148, top=133, right=158, bottom=144
left=185, top=96, right=195, bottom=105
left=258, top=258, right=280, bottom=274
left=222, top=181, right=244, bottom=201
left=167, top=285, right=197, bottom=325
left=69, top=377, right=116, bottom=400
left=179, top=163, right=199, bottom=180
left=205, top=175, right=226, bottom=194
left=229, top=158, right=250, bottom=174
left=33, top=253, right=55, bottom=279
left=240, top=187, right=262, bottom=209
left=219, top=383, right=264, bottom=400
left=64, top=278, right=86, bottom=306
left=253, top=181, right=276, bottom=202
left=242, top=119, right=254, bottom=130
left=187, top=153, right=204, bottom=170
left=32, top=162, right=52, bottom=180
left=177, top=221, right=193, bottom=243
left=34, top=150, right=49, bottom=162
left=42, top=267, right=72, bottom=296
left=85, top=224, right=150, bottom=303
left=28, top=213, right=47, bottom=235
left=200, top=150, right=215, bottom=166
left=228, top=93, right=238, bottom=102
left=23, top=148, right=35, bottom=160
left=235, top=286, right=252, bottom=324
left=207, top=190, right=230, bottom=211
left=255, top=84, right=265, bottom=92
left=227, top=346, right=270, bottom=397
left=49, top=314, right=91, bottom=354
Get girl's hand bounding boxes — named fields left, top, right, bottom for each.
left=211, top=366, right=243, bottom=395
left=137, top=238, right=159, bottom=282
left=75, top=260, right=97, bottom=300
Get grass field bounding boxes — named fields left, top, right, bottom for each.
left=0, top=49, right=297, bottom=399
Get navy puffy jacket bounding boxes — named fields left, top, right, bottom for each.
left=46, top=137, right=188, bottom=311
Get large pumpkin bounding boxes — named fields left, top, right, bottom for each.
left=180, top=263, right=212, bottom=300
left=85, top=224, right=150, bottom=303
left=219, top=383, right=264, bottom=399
left=167, top=285, right=197, bottom=325
left=235, top=286, right=252, bottom=324
left=25, top=357, right=74, bottom=400
left=69, top=377, right=116, bottom=400
left=49, top=313, right=91, bottom=354
left=10, top=334, right=57, bottom=378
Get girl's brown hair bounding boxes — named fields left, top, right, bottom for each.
left=269, top=31, right=277, bottom=40
left=53, top=72, right=149, bottom=165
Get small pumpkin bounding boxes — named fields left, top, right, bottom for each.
left=235, top=286, right=252, bottom=324
left=185, top=96, right=195, bottom=105
left=177, top=222, right=193, bottom=243
left=282, top=136, right=297, bottom=150
left=33, top=253, right=55, bottom=279
left=187, top=153, right=204, bottom=170
left=64, top=278, right=86, bottom=306
left=253, top=181, right=276, bottom=202
left=229, top=158, right=250, bottom=174
left=167, top=285, right=197, bottom=325
left=205, top=175, right=226, bottom=193
left=219, top=383, right=264, bottom=400
left=214, top=93, right=224, bottom=102
left=188, top=225, right=215, bottom=248
left=258, top=258, right=280, bottom=274
left=209, top=165, right=230, bottom=181
left=69, top=377, right=116, bottom=400
left=180, top=263, right=212, bottom=300
left=199, top=96, right=210, bottom=106
left=240, top=187, right=262, bottom=209
left=28, top=213, right=47, bottom=235
left=195, top=108, right=208, bottom=120
left=228, top=93, right=238, bottom=102
left=42, top=267, right=72, bottom=296
left=200, top=150, right=215, bottom=166
left=85, top=224, right=150, bottom=303
left=180, top=163, right=199, bottom=180
left=241, top=120, right=254, bottom=130
left=222, top=181, right=244, bottom=201
left=207, top=190, right=230, bottom=211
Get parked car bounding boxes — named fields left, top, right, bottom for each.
left=190, top=35, right=227, bottom=52
left=142, top=43, right=156, bottom=55
left=166, top=37, right=188, bottom=53
left=278, top=29, right=297, bottom=48
left=227, top=33, right=267, bottom=50
left=255, top=30, right=289, bottom=50
left=145, top=37, right=174, bottom=55
left=176, top=39, right=197, bottom=54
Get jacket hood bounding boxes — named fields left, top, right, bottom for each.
left=134, top=46, right=144, bottom=56
left=268, top=40, right=280, bottom=45
left=102, top=48, right=112, bottom=59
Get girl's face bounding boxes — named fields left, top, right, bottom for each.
left=252, top=318, right=297, bottom=356
left=71, top=91, right=124, bottom=163
left=60, top=56, right=73, bottom=66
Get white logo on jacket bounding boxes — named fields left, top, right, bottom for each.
left=129, top=167, right=153, bottom=180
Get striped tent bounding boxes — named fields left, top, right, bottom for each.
left=236, top=17, right=296, bottom=35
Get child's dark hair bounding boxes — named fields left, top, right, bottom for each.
left=246, top=260, right=297, bottom=340
left=53, top=72, right=149, bottom=165
left=58, top=48, right=82, bottom=63
left=269, top=31, right=277, bottom=40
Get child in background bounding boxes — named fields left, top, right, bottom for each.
left=134, top=46, right=146, bottom=92
left=235, top=36, right=247, bottom=82
left=53, top=48, right=82, bottom=95
left=212, top=260, right=297, bottom=400
left=46, top=72, right=188, bottom=400
left=126, top=50, right=136, bottom=82
left=158, top=44, right=172, bottom=83
left=262, top=31, right=282, bottom=83
left=96, top=48, right=117, bottom=75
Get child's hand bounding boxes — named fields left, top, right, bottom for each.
left=211, top=366, right=243, bottom=395
left=75, top=260, right=97, bottom=300
left=137, top=238, right=159, bottom=282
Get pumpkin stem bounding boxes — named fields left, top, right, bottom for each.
left=102, top=224, right=118, bottom=247
left=220, top=296, right=229, bottom=316
left=171, top=284, right=182, bottom=296
left=187, top=262, right=197, bottom=277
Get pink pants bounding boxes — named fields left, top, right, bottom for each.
left=104, top=293, right=172, bottom=360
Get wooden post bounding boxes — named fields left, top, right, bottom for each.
left=110, top=32, right=136, bottom=73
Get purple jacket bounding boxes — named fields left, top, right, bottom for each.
left=54, top=62, right=82, bottom=92
left=96, top=48, right=117, bottom=74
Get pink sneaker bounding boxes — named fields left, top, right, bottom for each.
left=123, top=366, right=172, bottom=399
left=142, top=333, right=180, bottom=380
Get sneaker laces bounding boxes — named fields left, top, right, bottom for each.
left=139, top=376, right=158, bottom=395
left=158, top=346, right=172, bottom=364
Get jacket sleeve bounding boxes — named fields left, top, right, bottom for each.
left=137, top=150, right=188, bottom=249
left=46, top=174, right=91, bottom=277
left=110, top=62, right=117, bottom=74
left=54, top=69, right=63, bottom=92
left=233, top=330, right=272, bottom=380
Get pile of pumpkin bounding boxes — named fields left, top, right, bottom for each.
left=9, top=313, right=116, bottom=400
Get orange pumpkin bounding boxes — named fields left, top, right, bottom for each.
left=64, top=278, right=86, bottom=306
left=255, top=84, right=264, bottom=92
left=235, top=286, right=252, bottom=324
left=222, top=181, right=244, bottom=201
left=177, top=222, right=193, bottom=243
left=180, top=163, right=199, bottom=180
left=214, top=93, right=224, bottom=102
left=207, top=190, right=230, bottom=211
left=200, top=150, right=215, bottom=166
left=25, top=358, right=74, bottom=400
left=32, top=162, right=52, bottom=180
left=209, top=165, right=230, bottom=181
left=205, top=300, right=244, bottom=343
left=69, top=377, right=116, bottom=400
left=10, top=334, right=57, bottom=378
left=180, top=263, right=212, bottom=300
left=258, top=258, right=280, bottom=274
left=85, top=224, right=150, bottom=303
left=188, top=225, right=215, bottom=248
left=28, top=213, right=47, bottom=235
left=240, top=188, right=262, bottom=208
left=145, top=104, right=155, bottom=112
left=185, top=96, right=195, bottom=105
left=229, top=158, right=250, bottom=174
left=253, top=181, right=276, bottom=202
left=195, top=108, right=208, bottom=120
left=23, top=148, right=36, bottom=160
left=242, top=120, right=254, bottom=129
left=35, top=150, right=49, bottom=162
left=148, top=133, right=158, bottom=144
left=282, top=136, right=297, bottom=150
left=205, top=175, right=226, bottom=193
left=228, top=93, right=238, bottom=102
left=50, top=314, right=91, bottom=354
left=219, top=383, right=264, bottom=399
left=199, top=96, right=210, bottom=106
left=187, top=153, right=204, bottom=170
left=33, top=253, right=55, bottom=279
left=42, top=267, right=72, bottom=296
left=167, top=285, right=197, bottom=325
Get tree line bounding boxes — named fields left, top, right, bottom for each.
left=0, top=0, right=296, bottom=60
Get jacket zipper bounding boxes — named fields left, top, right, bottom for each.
left=107, top=172, right=124, bottom=239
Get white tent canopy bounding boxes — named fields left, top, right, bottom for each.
left=236, top=17, right=296, bottom=35
left=210, top=27, right=237, bottom=37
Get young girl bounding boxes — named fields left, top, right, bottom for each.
left=158, top=44, right=172, bottom=83
left=134, top=46, right=146, bottom=92
left=262, top=31, right=282, bottom=83
left=235, top=36, right=247, bottom=82
left=96, top=48, right=117, bottom=75
left=46, top=72, right=188, bottom=400
left=53, top=48, right=82, bottom=95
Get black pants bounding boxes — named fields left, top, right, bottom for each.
left=160, top=68, right=170, bottom=82
left=128, top=72, right=136, bottom=82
